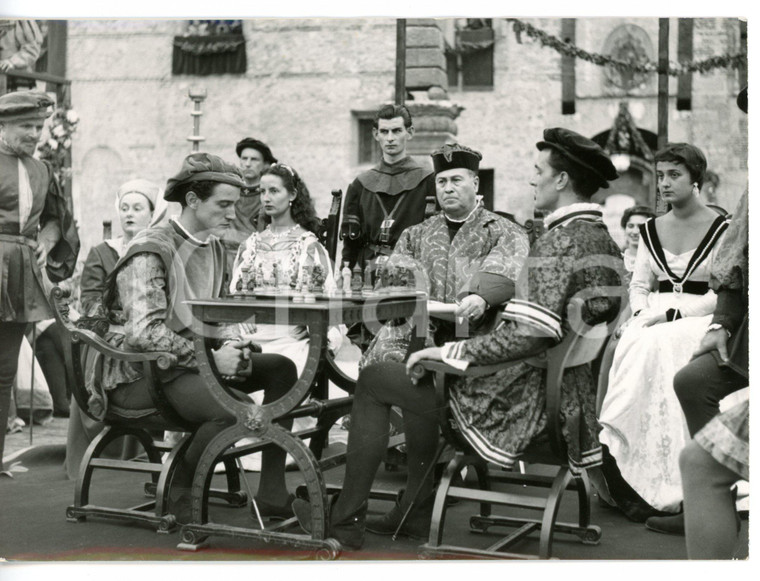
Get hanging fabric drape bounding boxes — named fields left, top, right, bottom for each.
left=172, top=34, right=247, bottom=76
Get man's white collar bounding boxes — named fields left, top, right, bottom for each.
left=445, top=204, right=480, bottom=224
left=544, top=202, right=603, bottom=230
left=172, top=218, right=210, bottom=246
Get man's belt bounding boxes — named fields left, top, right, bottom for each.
left=658, top=280, right=709, bottom=295
left=0, top=232, right=38, bottom=248
left=0, top=222, right=37, bottom=236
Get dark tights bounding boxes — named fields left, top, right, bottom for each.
left=33, top=323, right=71, bottom=416
left=332, top=362, right=443, bottom=523
left=680, top=441, right=742, bottom=558
left=110, top=353, right=297, bottom=504
left=674, top=353, right=747, bottom=558
left=0, top=322, right=27, bottom=472
left=673, top=353, right=746, bottom=437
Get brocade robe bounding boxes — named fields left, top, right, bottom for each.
left=708, top=190, right=748, bottom=377
left=360, top=206, right=529, bottom=369
left=442, top=203, right=625, bottom=474
left=98, top=220, right=230, bottom=397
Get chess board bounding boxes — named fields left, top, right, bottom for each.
left=229, top=288, right=424, bottom=302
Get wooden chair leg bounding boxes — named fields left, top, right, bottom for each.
left=575, top=469, right=592, bottom=529
left=470, top=456, right=492, bottom=518
left=427, top=451, right=468, bottom=547
left=538, top=466, right=572, bottom=559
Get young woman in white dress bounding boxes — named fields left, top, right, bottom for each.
left=229, top=164, right=354, bottom=473
left=599, top=143, right=729, bottom=520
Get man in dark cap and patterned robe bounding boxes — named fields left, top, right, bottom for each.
left=360, top=143, right=529, bottom=369
left=292, top=130, right=625, bottom=550
left=219, top=137, right=277, bottom=272
left=340, top=104, right=436, bottom=272
left=292, top=143, right=530, bottom=548
left=0, top=90, right=79, bottom=473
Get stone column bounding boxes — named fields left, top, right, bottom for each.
left=404, top=19, right=463, bottom=168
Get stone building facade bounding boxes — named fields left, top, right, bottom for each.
left=58, top=17, right=746, bottom=254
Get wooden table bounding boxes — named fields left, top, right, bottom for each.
left=177, top=291, right=427, bottom=558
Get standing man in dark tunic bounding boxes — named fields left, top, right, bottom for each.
left=219, top=137, right=277, bottom=272
left=340, top=104, right=435, bottom=273
left=0, top=91, right=79, bottom=474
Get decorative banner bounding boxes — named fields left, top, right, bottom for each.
left=506, top=18, right=747, bottom=76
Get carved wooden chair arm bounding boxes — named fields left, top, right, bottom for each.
left=69, top=327, right=178, bottom=370
left=410, top=357, right=524, bottom=381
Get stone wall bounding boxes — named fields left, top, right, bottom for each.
left=65, top=17, right=747, bottom=259
left=452, top=17, right=747, bottom=229
left=67, top=18, right=398, bottom=256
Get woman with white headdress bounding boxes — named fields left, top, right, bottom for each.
left=78, top=179, right=167, bottom=319
left=64, top=178, right=166, bottom=479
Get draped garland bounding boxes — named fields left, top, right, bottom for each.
left=37, top=107, right=79, bottom=182
left=506, top=18, right=747, bottom=76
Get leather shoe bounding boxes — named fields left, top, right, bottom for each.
left=647, top=488, right=742, bottom=536
left=366, top=489, right=434, bottom=540
left=615, top=498, right=671, bottom=523
left=645, top=512, right=684, bottom=535
left=292, top=494, right=367, bottom=550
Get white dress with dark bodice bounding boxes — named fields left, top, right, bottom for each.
left=599, top=216, right=728, bottom=512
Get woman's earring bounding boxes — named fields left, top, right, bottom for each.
left=289, top=200, right=293, bottom=207
left=692, top=183, right=700, bottom=196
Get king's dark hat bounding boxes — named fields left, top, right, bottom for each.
left=164, top=152, right=246, bottom=202
left=536, top=128, right=618, bottom=189
left=431, top=143, right=482, bottom=174
left=0, top=91, right=54, bottom=122
left=235, top=137, right=277, bottom=164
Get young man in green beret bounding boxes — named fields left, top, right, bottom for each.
left=0, top=90, right=79, bottom=474
left=99, top=152, right=298, bottom=521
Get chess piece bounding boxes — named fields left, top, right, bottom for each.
left=254, top=263, right=264, bottom=290
left=272, top=263, right=281, bottom=293
left=362, top=262, right=374, bottom=296
left=342, top=261, right=352, bottom=296
left=333, top=263, right=344, bottom=295
left=312, top=264, right=326, bottom=295
left=301, top=264, right=315, bottom=303
left=351, top=264, right=363, bottom=294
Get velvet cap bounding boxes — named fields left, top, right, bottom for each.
left=431, top=143, right=482, bottom=174
left=164, top=152, right=246, bottom=202
left=235, top=137, right=277, bottom=163
left=536, top=127, right=618, bottom=189
left=0, top=91, right=54, bottom=122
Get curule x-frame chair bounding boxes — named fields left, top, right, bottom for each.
left=409, top=298, right=610, bottom=559
left=51, top=287, right=247, bottom=533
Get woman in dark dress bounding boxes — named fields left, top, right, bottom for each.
left=64, top=178, right=165, bottom=479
